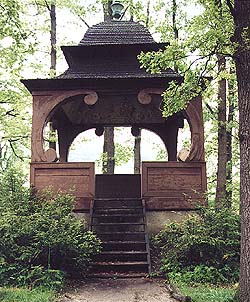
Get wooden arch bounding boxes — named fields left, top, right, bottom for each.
left=31, top=88, right=204, bottom=163
left=137, top=89, right=205, bottom=161
left=31, top=90, right=98, bottom=162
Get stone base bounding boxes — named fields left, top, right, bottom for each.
left=146, top=210, right=196, bottom=237
left=73, top=212, right=90, bottom=227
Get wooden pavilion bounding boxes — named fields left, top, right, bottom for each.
left=22, top=19, right=207, bottom=276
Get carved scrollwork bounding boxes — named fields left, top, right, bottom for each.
left=44, top=148, right=57, bottom=162
left=83, top=91, right=98, bottom=105
left=31, top=89, right=98, bottom=162
left=137, top=88, right=164, bottom=104
left=184, top=100, right=204, bottom=161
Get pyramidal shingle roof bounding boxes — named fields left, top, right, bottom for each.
left=21, top=20, right=182, bottom=92
left=79, top=21, right=156, bottom=45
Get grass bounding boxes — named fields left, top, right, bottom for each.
left=178, top=284, right=236, bottom=302
left=0, top=287, right=57, bottom=302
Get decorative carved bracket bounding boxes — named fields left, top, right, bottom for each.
left=95, top=126, right=104, bottom=136
left=137, top=89, right=205, bottom=161
left=44, top=148, right=57, bottom=162
left=83, top=91, right=98, bottom=105
left=137, top=88, right=164, bottom=104
left=31, top=89, right=98, bottom=162
left=131, top=126, right=141, bottom=137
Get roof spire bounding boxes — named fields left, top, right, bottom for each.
left=110, top=1, right=125, bottom=20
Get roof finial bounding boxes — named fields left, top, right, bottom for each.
left=110, top=1, right=125, bottom=20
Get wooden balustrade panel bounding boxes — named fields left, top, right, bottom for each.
left=142, top=162, right=207, bottom=210
left=30, top=162, right=95, bottom=210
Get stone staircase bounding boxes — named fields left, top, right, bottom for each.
left=89, top=198, right=151, bottom=277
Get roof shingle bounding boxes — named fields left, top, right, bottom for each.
left=79, top=21, right=155, bottom=45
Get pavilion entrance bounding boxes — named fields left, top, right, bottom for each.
left=95, top=174, right=141, bottom=198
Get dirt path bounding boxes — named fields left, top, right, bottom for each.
left=60, top=278, right=176, bottom=302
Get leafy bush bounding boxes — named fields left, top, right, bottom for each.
left=0, top=286, right=57, bottom=302
left=178, top=284, right=236, bottom=302
left=152, top=208, right=240, bottom=284
left=0, top=168, right=101, bottom=289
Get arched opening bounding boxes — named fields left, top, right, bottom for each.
left=141, top=129, right=168, bottom=162
left=68, top=129, right=104, bottom=164
left=67, top=127, right=168, bottom=174
left=43, top=121, right=59, bottom=162
left=177, top=119, right=192, bottom=161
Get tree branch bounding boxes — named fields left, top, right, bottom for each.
left=3, top=135, right=30, bottom=142
left=8, top=140, right=25, bottom=161
left=226, top=0, right=236, bottom=19
left=78, top=16, right=90, bottom=28
left=44, top=0, right=51, bottom=12
left=5, top=109, right=18, bottom=117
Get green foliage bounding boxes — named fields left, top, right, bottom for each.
left=0, top=286, right=56, bottom=302
left=0, top=168, right=101, bottom=289
left=152, top=208, right=240, bottom=284
left=114, top=142, right=133, bottom=166
left=178, top=284, right=236, bottom=302
left=0, top=0, right=34, bottom=166
left=138, top=1, right=235, bottom=118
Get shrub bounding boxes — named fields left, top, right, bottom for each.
left=0, top=168, right=101, bottom=289
left=178, top=284, right=236, bottom=302
left=152, top=208, right=240, bottom=284
left=0, top=286, right=57, bottom=302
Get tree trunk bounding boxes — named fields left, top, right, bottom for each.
left=215, top=55, right=227, bottom=208
left=233, top=1, right=250, bottom=301
left=50, top=3, right=56, bottom=77
left=49, top=3, right=56, bottom=150
left=172, top=0, right=178, bottom=40
left=134, top=129, right=141, bottom=174
left=133, top=0, right=142, bottom=171
left=103, top=127, right=115, bottom=174
left=102, top=2, right=115, bottom=174
left=129, top=0, right=134, bottom=21
left=172, top=0, right=179, bottom=72
left=145, top=0, right=150, bottom=28
left=0, top=139, right=2, bottom=163
left=226, top=66, right=235, bottom=207
left=103, top=1, right=112, bottom=21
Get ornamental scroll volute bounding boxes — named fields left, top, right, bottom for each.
left=137, top=89, right=205, bottom=161
left=31, top=89, right=98, bottom=162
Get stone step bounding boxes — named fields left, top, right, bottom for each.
left=95, top=251, right=148, bottom=262
left=102, top=241, right=146, bottom=251
left=97, top=231, right=146, bottom=241
left=92, top=214, right=144, bottom=223
left=92, top=222, right=145, bottom=232
left=94, top=198, right=142, bottom=208
left=94, top=208, right=143, bottom=215
left=93, top=213, right=144, bottom=218
left=88, top=272, right=148, bottom=278
left=90, top=261, right=148, bottom=273
left=89, top=196, right=150, bottom=276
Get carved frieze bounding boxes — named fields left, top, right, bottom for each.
left=61, top=94, right=163, bottom=124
